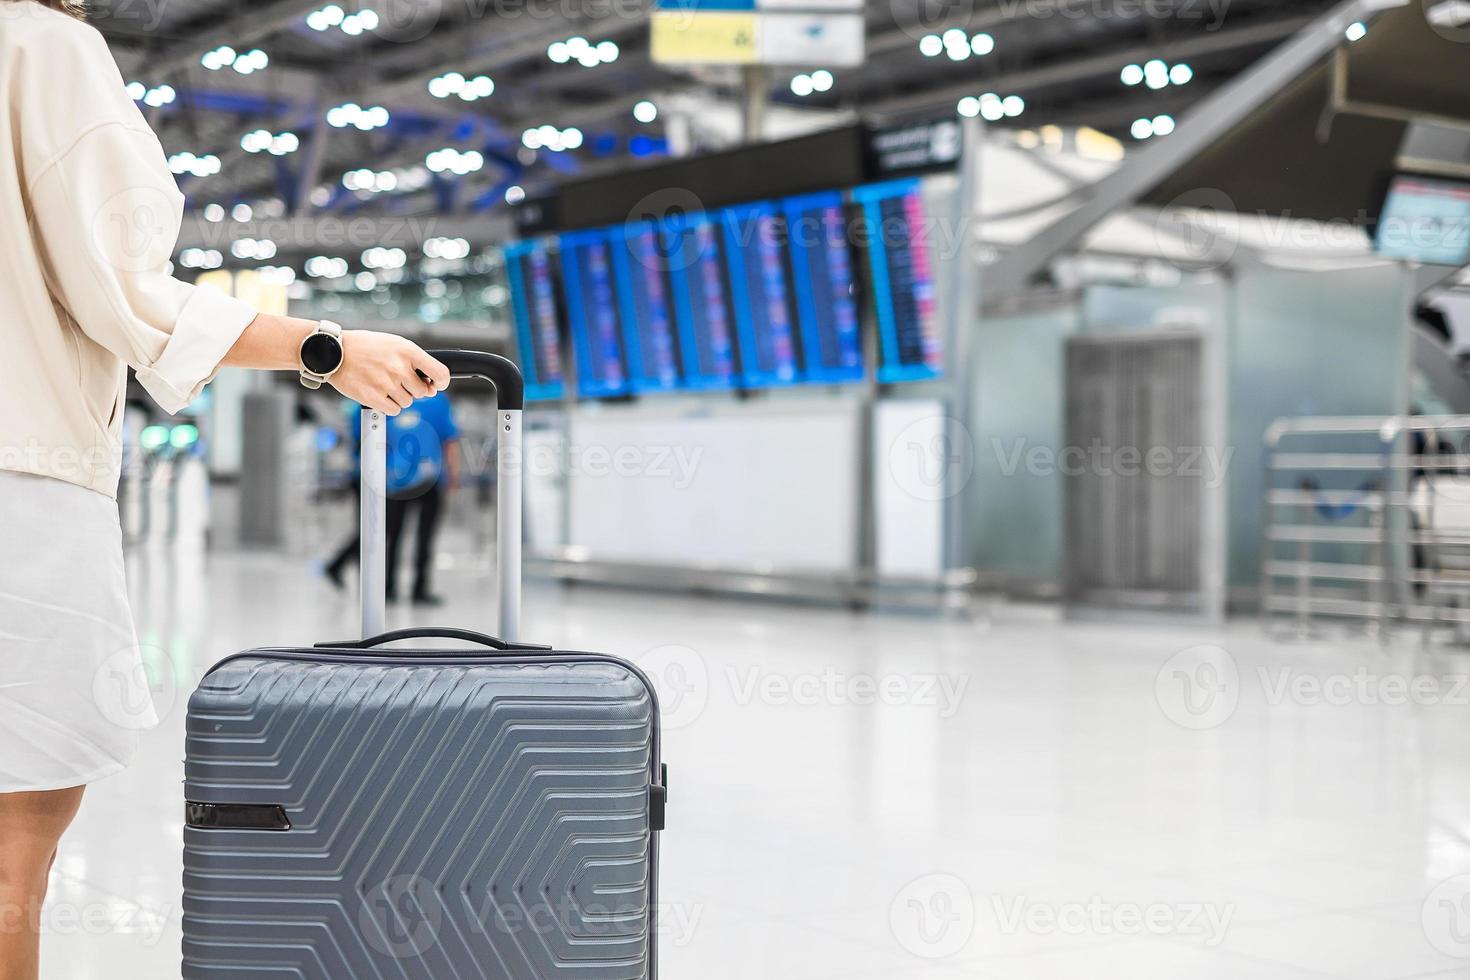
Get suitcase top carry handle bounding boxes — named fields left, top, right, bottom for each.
left=360, top=350, right=524, bottom=643
left=318, top=627, right=551, bottom=652
left=428, top=350, right=525, bottom=411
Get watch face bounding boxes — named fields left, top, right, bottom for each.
left=301, top=332, right=344, bottom=376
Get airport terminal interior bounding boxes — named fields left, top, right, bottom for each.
left=10, top=0, right=1470, bottom=976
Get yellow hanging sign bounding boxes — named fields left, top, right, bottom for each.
left=651, top=10, right=760, bottom=65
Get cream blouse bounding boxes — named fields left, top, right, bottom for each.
left=0, top=2, right=257, bottom=497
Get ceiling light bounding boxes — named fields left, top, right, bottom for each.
left=307, top=4, right=370, bottom=36
left=305, top=256, right=349, bottom=278
left=1120, top=63, right=1143, bottom=85
left=1152, top=114, right=1176, bottom=136
left=970, top=33, right=994, bottom=56
left=550, top=35, right=620, bottom=68
left=1169, top=63, right=1192, bottom=85
left=167, top=151, right=221, bottom=177
left=919, top=34, right=943, bottom=57
left=142, top=84, right=176, bottom=108
left=1002, top=95, right=1024, bottom=117
left=327, top=103, right=389, bottom=130
left=633, top=100, right=658, bottom=123
left=203, top=203, right=225, bottom=222
left=426, top=148, right=486, bottom=174
left=424, top=237, right=471, bottom=260
left=126, top=81, right=146, bottom=101
left=505, top=184, right=526, bottom=204
left=810, top=69, right=833, bottom=92
left=232, top=203, right=254, bottom=222
left=1345, top=20, right=1367, bottom=40
left=1130, top=117, right=1154, bottom=139
left=957, top=96, right=980, bottom=118
left=1143, top=59, right=1169, bottom=89
left=790, top=74, right=814, bottom=97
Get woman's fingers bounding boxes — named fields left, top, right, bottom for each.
left=412, top=351, right=452, bottom=391
left=401, top=369, right=435, bottom=400
left=385, top=385, right=412, bottom=411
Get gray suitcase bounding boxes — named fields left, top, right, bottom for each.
left=182, top=351, right=665, bottom=979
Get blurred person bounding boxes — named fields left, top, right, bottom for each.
left=0, top=3, right=452, bottom=977
left=325, top=391, right=462, bottom=606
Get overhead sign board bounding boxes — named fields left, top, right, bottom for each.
left=757, top=0, right=861, bottom=8
left=758, top=12, right=864, bottom=66
left=653, top=0, right=865, bottom=67
left=651, top=10, right=759, bottom=65
left=866, top=118, right=963, bottom=178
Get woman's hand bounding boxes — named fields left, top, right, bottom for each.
left=224, top=315, right=451, bottom=415
left=329, top=331, right=452, bottom=415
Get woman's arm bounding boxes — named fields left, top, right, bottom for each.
left=223, top=314, right=451, bottom=415
left=20, top=23, right=448, bottom=418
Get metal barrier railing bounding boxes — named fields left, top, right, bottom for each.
left=1262, top=415, right=1470, bottom=640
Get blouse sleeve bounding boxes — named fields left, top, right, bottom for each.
left=20, top=20, right=259, bottom=414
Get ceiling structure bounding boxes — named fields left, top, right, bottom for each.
left=92, top=0, right=1344, bottom=240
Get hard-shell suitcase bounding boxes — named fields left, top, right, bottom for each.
left=182, top=351, right=665, bottom=979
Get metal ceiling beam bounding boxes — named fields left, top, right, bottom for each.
left=863, top=13, right=1313, bottom=119
left=143, top=0, right=331, bottom=77
left=981, top=0, right=1409, bottom=300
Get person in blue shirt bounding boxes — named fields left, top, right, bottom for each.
left=326, top=391, right=461, bottom=605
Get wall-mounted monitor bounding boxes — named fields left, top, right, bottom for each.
left=783, top=191, right=865, bottom=384
left=1373, top=173, right=1470, bottom=267
left=853, top=179, right=944, bottom=384
left=665, top=212, right=739, bottom=390
left=504, top=239, right=567, bottom=401
left=610, top=222, right=682, bottom=392
left=559, top=228, right=631, bottom=399
left=721, top=202, right=802, bottom=387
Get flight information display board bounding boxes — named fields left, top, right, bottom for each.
left=1374, top=174, right=1470, bottom=266
left=559, top=229, right=631, bottom=398
left=720, top=202, right=802, bottom=387
left=665, top=212, right=739, bottom=389
left=783, top=191, right=864, bottom=383
left=504, top=239, right=567, bottom=401
left=853, top=179, right=943, bottom=383
left=610, top=222, right=682, bottom=392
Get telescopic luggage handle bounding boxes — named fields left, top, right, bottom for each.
left=360, top=350, right=524, bottom=642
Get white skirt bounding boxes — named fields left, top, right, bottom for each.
left=0, top=469, right=156, bottom=793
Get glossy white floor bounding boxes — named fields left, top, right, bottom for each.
left=39, top=545, right=1470, bottom=979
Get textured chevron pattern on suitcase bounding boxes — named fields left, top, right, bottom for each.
left=183, top=653, right=656, bottom=979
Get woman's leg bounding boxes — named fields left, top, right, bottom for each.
left=0, top=787, right=85, bottom=980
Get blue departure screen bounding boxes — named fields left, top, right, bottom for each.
left=1374, top=175, right=1470, bottom=266
left=666, top=213, right=738, bottom=389
left=853, top=180, right=943, bottom=383
left=611, top=222, right=682, bottom=392
left=782, top=191, right=864, bottom=383
left=721, top=203, right=801, bottom=387
left=504, top=239, right=566, bottom=401
left=559, top=229, right=630, bottom=398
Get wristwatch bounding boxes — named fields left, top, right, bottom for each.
left=299, top=320, right=344, bottom=389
